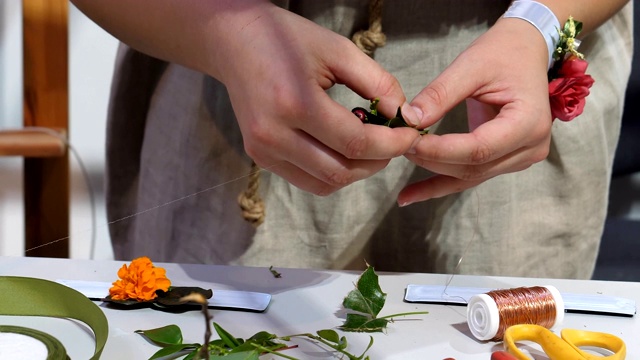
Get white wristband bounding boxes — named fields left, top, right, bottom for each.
left=503, top=1, right=560, bottom=69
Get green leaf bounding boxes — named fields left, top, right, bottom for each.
left=386, top=116, right=407, bottom=128
left=148, top=343, right=198, bottom=360
left=229, top=331, right=286, bottom=354
left=369, top=98, right=380, bottom=115
left=182, top=350, right=197, bottom=360
left=135, top=325, right=184, bottom=346
left=574, top=20, right=583, bottom=36
left=385, top=107, right=408, bottom=128
left=360, top=336, right=375, bottom=358
left=316, top=329, right=340, bottom=344
left=213, top=322, right=242, bottom=349
left=247, top=331, right=277, bottom=342
left=210, top=350, right=261, bottom=360
left=342, top=265, right=386, bottom=318
left=316, top=329, right=348, bottom=350
left=339, top=314, right=389, bottom=333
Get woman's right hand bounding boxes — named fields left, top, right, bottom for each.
left=210, top=2, right=421, bottom=195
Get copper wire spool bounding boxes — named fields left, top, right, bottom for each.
left=467, top=285, right=565, bottom=341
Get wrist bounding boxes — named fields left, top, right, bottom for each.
left=503, top=1, right=560, bottom=69
left=204, top=0, right=275, bottom=81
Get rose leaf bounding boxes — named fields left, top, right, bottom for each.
left=148, top=343, right=199, bottom=360
left=339, top=313, right=389, bottom=333
left=342, top=265, right=386, bottom=318
left=135, top=324, right=184, bottom=346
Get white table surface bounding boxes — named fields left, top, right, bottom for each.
left=0, top=256, right=638, bottom=359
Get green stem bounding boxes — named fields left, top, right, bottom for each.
left=283, top=334, right=360, bottom=360
left=251, top=343, right=299, bottom=360
left=376, top=311, right=429, bottom=321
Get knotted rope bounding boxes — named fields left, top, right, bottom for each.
left=238, top=161, right=266, bottom=227
left=238, top=0, right=386, bottom=226
left=352, top=0, right=386, bottom=56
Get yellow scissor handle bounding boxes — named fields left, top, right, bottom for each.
left=561, top=328, right=626, bottom=360
left=503, top=324, right=626, bottom=360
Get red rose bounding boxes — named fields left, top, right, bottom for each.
left=548, top=57, right=595, bottom=122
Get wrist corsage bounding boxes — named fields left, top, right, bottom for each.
left=547, top=17, right=595, bottom=122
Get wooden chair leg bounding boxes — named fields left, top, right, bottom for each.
left=22, top=0, right=69, bottom=257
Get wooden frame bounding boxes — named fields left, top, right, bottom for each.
left=21, top=0, right=69, bottom=257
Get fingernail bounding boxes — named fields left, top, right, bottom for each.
left=401, top=102, right=422, bottom=127
left=406, top=136, right=421, bottom=154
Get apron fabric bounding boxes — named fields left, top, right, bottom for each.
left=105, top=1, right=633, bottom=279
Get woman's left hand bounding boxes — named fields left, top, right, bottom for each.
left=398, top=17, right=554, bottom=206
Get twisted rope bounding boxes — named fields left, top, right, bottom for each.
left=238, top=0, right=385, bottom=226
left=238, top=161, right=265, bottom=227
left=352, top=0, right=386, bottom=56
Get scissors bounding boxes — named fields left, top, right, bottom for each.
left=498, top=324, right=626, bottom=360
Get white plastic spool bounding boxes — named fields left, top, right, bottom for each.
left=0, top=333, right=48, bottom=359
left=466, top=285, right=564, bottom=341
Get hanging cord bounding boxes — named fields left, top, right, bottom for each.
left=238, top=0, right=386, bottom=226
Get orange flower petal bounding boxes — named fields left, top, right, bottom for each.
left=108, top=257, right=172, bottom=302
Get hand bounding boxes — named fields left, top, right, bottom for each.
left=213, top=2, right=421, bottom=195
left=398, top=18, right=553, bottom=206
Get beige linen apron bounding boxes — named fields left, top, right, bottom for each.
left=105, top=1, right=633, bottom=279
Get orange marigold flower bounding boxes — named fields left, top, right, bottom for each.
left=109, top=256, right=171, bottom=301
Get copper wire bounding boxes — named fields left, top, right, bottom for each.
left=487, top=286, right=557, bottom=341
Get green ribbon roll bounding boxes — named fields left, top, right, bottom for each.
left=0, top=325, right=68, bottom=359
left=0, top=276, right=109, bottom=359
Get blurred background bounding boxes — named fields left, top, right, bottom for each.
left=0, top=1, right=638, bottom=280
left=592, top=3, right=640, bottom=282
left=0, top=1, right=116, bottom=260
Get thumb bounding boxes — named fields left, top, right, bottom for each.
left=329, top=46, right=420, bottom=124
left=409, top=61, right=479, bottom=129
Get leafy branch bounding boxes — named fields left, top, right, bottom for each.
left=136, top=323, right=372, bottom=360
left=339, top=264, right=429, bottom=332
left=135, top=264, right=428, bottom=359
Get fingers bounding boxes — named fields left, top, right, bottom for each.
left=263, top=157, right=390, bottom=196
left=408, top=54, right=482, bottom=129
left=297, top=98, right=421, bottom=160
left=326, top=38, right=422, bottom=125
left=244, top=98, right=420, bottom=194
left=397, top=20, right=555, bottom=204
left=410, top=107, right=550, bottom=166
left=399, top=123, right=550, bottom=205
left=400, top=142, right=535, bottom=206
left=398, top=117, right=550, bottom=205
left=397, top=175, right=484, bottom=206
left=250, top=127, right=393, bottom=195
left=226, top=10, right=423, bottom=195
left=313, top=37, right=425, bottom=158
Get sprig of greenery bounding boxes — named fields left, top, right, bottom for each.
left=339, top=264, right=429, bottom=332
left=136, top=324, right=371, bottom=360
left=268, top=266, right=282, bottom=278
left=553, top=16, right=584, bottom=62
left=135, top=265, right=428, bottom=359
left=549, top=16, right=585, bottom=81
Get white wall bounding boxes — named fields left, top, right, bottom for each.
left=68, top=3, right=118, bottom=260
left=0, top=1, right=117, bottom=260
left=0, top=0, right=25, bottom=256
